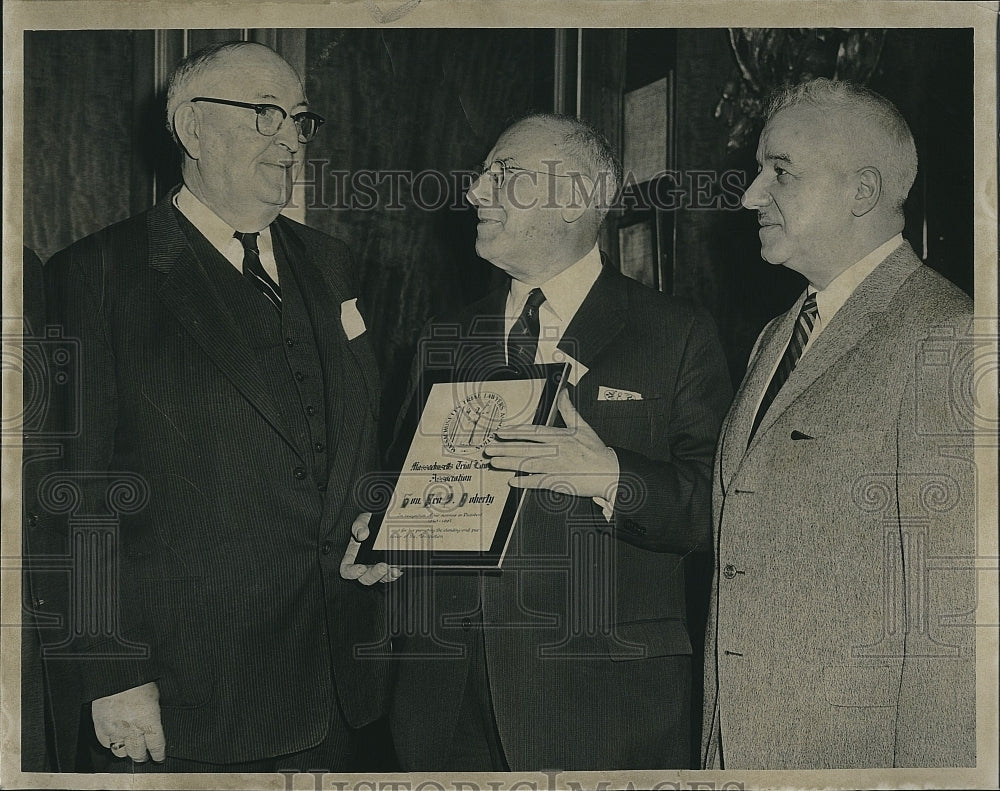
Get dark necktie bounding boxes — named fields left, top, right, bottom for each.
left=748, top=292, right=819, bottom=443
left=234, top=231, right=281, bottom=312
left=506, top=287, right=546, bottom=371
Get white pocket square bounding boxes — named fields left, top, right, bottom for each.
left=597, top=386, right=642, bottom=401
left=341, top=298, right=367, bottom=340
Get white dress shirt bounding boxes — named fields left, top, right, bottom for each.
left=503, top=245, right=617, bottom=518
left=504, top=244, right=603, bottom=367
left=752, top=234, right=904, bottom=424
left=174, top=186, right=281, bottom=285
left=804, top=233, right=903, bottom=354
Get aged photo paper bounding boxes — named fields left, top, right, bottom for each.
left=3, top=1, right=997, bottom=790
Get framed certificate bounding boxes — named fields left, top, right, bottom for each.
left=356, top=362, right=570, bottom=569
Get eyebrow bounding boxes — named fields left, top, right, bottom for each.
left=761, top=151, right=793, bottom=166
left=259, top=92, right=309, bottom=109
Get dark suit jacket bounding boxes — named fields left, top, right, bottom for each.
left=702, top=242, right=977, bottom=768
left=37, top=193, right=390, bottom=767
left=390, top=264, right=732, bottom=770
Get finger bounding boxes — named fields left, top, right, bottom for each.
left=508, top=473, right=580, bottom=496
left=557, top=389, right=599, bottom=439
left=94, top=723, right=112, bottom=749
left=124, top=730, right=149, bottom=763
left=110, top=740, right=128, bottom=758
left=351, top=511, right=373, bottom=542
left=484, top=442, right=560, bottom=458
left=340, top=538, right=361, bottom=570
left=507, top=474, right=547, bottom=490
left=489, top=455, right=561, bottom=474
left=495, top=425, right=566, bottom=440
left=387, top=566, right=404, bottom=581
left=142, top=723, right=166, bottom=763
left=359, top=562, right=391, bottom=586
left=341, top=562, right=368, bottom=581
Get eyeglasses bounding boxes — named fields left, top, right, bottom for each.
left=477, top=158, right=586, bottom=189
left=191, top=97, right=325, bottom=143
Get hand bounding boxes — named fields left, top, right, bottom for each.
left=485, top=389, right=619, bottom=499
left=340, top=511, right=403, bottom=585
left=92, top=681, right=166, bottom=763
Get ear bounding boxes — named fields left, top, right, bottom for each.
left=560, top=203, right=587, bottom=224
left=851, top=166, right=881, bottom=217
left=559, top=174, right=590, bottom=224
left=173, top=103, right=202, bottom=160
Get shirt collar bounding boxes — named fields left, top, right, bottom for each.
left=507, top=245, right=603, bottom=323
left=173, top=186, right=273, bottom=260
left=811, top=233, right=903, bottom=321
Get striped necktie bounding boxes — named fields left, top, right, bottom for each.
left=748, top=292, right=819, bottom=443
left=506, top=287, right=546, bottom=371
left=234, top=231, right=281, bottom=312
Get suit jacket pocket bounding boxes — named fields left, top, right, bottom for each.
left=607, top=618, right=692, bottom=662
left=138, top=577, right=215, bottom=709
left=588, top=394, right=665, bottom=417
left=823, top=665, right=897, bottom=707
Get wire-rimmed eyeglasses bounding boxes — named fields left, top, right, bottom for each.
left=477, top=158, right=589, bottom=189
left=191, top=97, right=325, bottom=143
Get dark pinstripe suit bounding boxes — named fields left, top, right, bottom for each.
left=39, top=192, right=390, bottom=767
left=390, top=265, right=732, bottom=770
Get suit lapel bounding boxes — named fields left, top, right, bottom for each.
left=556, top=264, right=629, bottom=387
left=719, top=309, right=796, bottom=485
left=273, top=218, right=380, bottom=414
left=746, top=242, right=922, bottom=450
left=149, top=198, right=302, bottom=455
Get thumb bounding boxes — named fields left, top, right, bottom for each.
left=93, top=720, right=112, bottom=749
left=557, top=389, right=599, bottom=440
left=351, top=511, right=373, bottom=542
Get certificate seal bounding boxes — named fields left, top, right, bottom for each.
left=442, top=392, right=506, bottom=455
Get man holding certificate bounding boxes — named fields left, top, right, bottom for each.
left=344, top=113, right=732, bottom=770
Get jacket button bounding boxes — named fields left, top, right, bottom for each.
left=321, top=541, right=333, bottom=555
left=285, top=337, right=296, bottom=347
left=306, top=405, right=315, bottom=416
left=314, top=442, right=325, bottom=453
left=27, top=512, right=39, bottom=526
left=293, top=467, right=306, bottom=480
left=294, top=371, right=305, bottom=382
left=461, top=618, right=472, bottom=630
left=723, top=564, right=738, bottom=579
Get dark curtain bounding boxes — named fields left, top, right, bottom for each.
left=302, top=29, right=552, bottom=443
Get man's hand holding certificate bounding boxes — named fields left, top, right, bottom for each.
left=485, top=389, right=620, bottom=501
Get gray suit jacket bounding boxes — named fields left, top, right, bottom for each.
left=702, top=241, right=977, bottom=769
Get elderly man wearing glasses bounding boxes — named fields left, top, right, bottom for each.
left=344, top=113, right=732, bottom=770
left=40, top=41, right=388, bottom=772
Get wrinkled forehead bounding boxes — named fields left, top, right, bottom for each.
left=758, top=105, right=853, bottom=163
left=488, top=120, right=575, bottom=170
left=197, top=47, right=306, bottom=106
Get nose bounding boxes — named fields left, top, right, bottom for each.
left=274, top=117, right=301, bottom=154
left=741, top=171, right=771, bottom=210
left=466, top=171, right=491, bottom=207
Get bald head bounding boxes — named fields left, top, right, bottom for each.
left=165, top=41, right=304, bottom=145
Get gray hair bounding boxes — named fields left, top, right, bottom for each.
left=766, top=78, right=918, bottom=211
left=164, top=41, right=270, bottom=145
left=515, top=112, right=623, bottom=218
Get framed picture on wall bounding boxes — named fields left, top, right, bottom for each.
left=617, top=217, right=659, bottom=290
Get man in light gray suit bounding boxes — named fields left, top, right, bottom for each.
left=702, top=78, right=977, bottom=769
